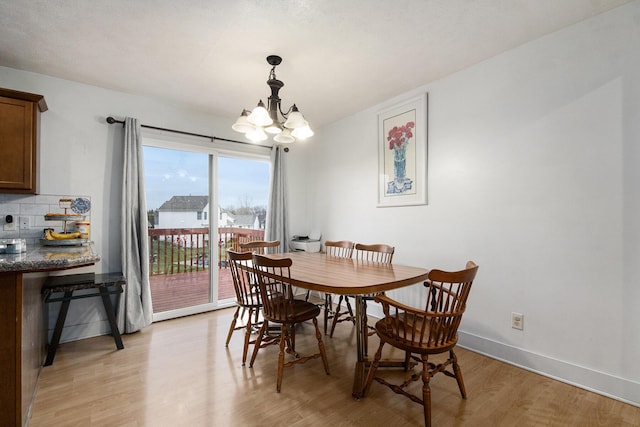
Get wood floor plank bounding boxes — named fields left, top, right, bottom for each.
left=29, top=308, right=640, bottom=426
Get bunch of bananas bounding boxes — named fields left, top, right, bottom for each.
left=44, top=228, right=82, bottom=240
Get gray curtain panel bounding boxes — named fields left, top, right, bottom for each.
left=118, top=117, right=153, bottom=333
left=265, top=145, right=290, bottom=253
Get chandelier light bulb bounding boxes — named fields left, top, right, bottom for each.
left=264, top=122, right=283, bottom=135
left=291, top=123, right=314, bottom=140
left=231, top=109, right=255, bottom=134
left=248, top=100, right=273, bottom=127
left=283, top=105, right=307, bottom=129
left=246, top=126, right=268, bottom=142
left=274, top=128, right=295, bottom=143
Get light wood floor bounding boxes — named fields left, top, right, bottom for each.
left=29, top=308, right=640, bottom=426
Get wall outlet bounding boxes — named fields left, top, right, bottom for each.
left=19, top=216, right=30, bottom=230
left=512, top=312, right=524, bottom=330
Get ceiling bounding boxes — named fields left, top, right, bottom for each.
left=0, top=0, right=633, bottom=129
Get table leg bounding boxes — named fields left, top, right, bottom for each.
left=352, top=295, right=366, bottom=398
left=44, top=291, right=72, bottom=366
left=99, top=285, right=124, bottom=350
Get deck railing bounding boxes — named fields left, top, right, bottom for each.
left=148, top=227, right=265, bottom=275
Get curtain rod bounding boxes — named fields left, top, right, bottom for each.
left=105, top=116, right=283, bottom=151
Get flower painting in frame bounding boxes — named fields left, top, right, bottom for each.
left=377, top=93, right=427, bottom=207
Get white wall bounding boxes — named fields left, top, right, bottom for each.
left=287, top=2, right=640, bottom=405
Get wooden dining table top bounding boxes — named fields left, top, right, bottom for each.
left=264, top=251, right=430, bottom=295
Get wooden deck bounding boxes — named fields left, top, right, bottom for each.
left=149, top=268, right=235, bottom=313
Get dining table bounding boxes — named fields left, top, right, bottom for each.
left=264, top=251, right=430, bottom=398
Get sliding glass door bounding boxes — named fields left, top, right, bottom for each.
left=142, top=141, right=269, bottom=321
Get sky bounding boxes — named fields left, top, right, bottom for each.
left=142, top=146, right=270, bottom=211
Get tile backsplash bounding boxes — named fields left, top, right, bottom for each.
left=0, top=193, right=91, bottom=246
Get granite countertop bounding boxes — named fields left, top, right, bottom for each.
left=0, top=244, right=100, bottom=273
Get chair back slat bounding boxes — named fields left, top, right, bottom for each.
left=227, top=250, right=260, bottom=307
left=324, top=240, right=355, bottom=258
left=354, top=243, right=394, bottom=264
left=252, top=254, right=294, bottom=321
left=239, top=240, right=281, bottom=254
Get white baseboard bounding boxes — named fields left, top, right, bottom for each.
left=457, top=331, right=640, bottom=407
left=364, top=303, right=639, bottom=407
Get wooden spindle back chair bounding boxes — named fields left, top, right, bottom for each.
left=239, top=239, right=280, bottom=254
left=249, top=254, right=330, bottom=392
left=333, top=243, right=395, bottom=354
left=325, top=240, right=355, bottom=258
left=354, top=243, right=395, bottom=263
left=323, top=240, right=356, bottom=335
left=225, top=250, right=266, bottom=365
left=363, top=261, right=479, bottom=427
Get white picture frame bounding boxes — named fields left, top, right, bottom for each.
left=377, top=93, right=428, bottom=207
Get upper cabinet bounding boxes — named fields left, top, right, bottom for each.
left=0, top=88, right=48, bottom=194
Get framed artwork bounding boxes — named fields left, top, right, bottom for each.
left=377, top=93, right=428, bottom=207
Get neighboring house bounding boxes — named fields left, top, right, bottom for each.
left=218, top=209, right=265, bottom=230
left=218, top=209, right=234, bottom=227
left=158, top=196, right=265, bottom=230
left=231, top=214, right=258, bottom=229
left=157, top=195, right=209, bottom=229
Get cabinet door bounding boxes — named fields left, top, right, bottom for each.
left=0, top=96, right=37, bottom=193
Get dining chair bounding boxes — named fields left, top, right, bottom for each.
left=225, top=250, right=277, bottom=366
left=362, top=261, right=479, bottom=427
left=331, top=243, right=395, bottom=354
left=249, top=253, right=330, bottom=392
left=239, top=239, right=280, bottom=254
left=323, top=240, right=355, bottom=336
left=227, top=242, right=281, bottom=363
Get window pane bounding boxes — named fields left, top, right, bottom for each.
left=216, top=156, right=270, bottom=297
left=143, top=146, right=211, bottom=313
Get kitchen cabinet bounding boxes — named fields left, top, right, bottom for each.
left=0, top=88, right=48, bottom=194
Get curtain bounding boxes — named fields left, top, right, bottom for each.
left=118, top=117, right=153, bottom=333
left=265, top=145, right=290, bottom=253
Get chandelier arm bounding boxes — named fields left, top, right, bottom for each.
left=278, top=104, right=294, bottom=119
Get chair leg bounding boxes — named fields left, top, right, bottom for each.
left=312, top=317, right=330, bottom=375
left=344, top=296, right=355, bottom=324
left=249, top=322, right=267, bottom=368
left=362, top=341, right=385, bottom=397
left=450, top=349, right=467, bottom=399
left=225, top=306, right=240, bottom=347
left=241, top=308, right=255, bottom=366
left=330, top=295, right=356, bottom=337
left=329, top=295, right=345, bottom=337
left=324, top=293, right=332, bottom=335
left=421, top=354, right=432, bottom=427
left=290, top=323, right=296, bottom=352
left=276, top=324, right=287, bottom=393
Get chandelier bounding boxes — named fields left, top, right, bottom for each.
left=232, top=55, right=313, bottom=144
